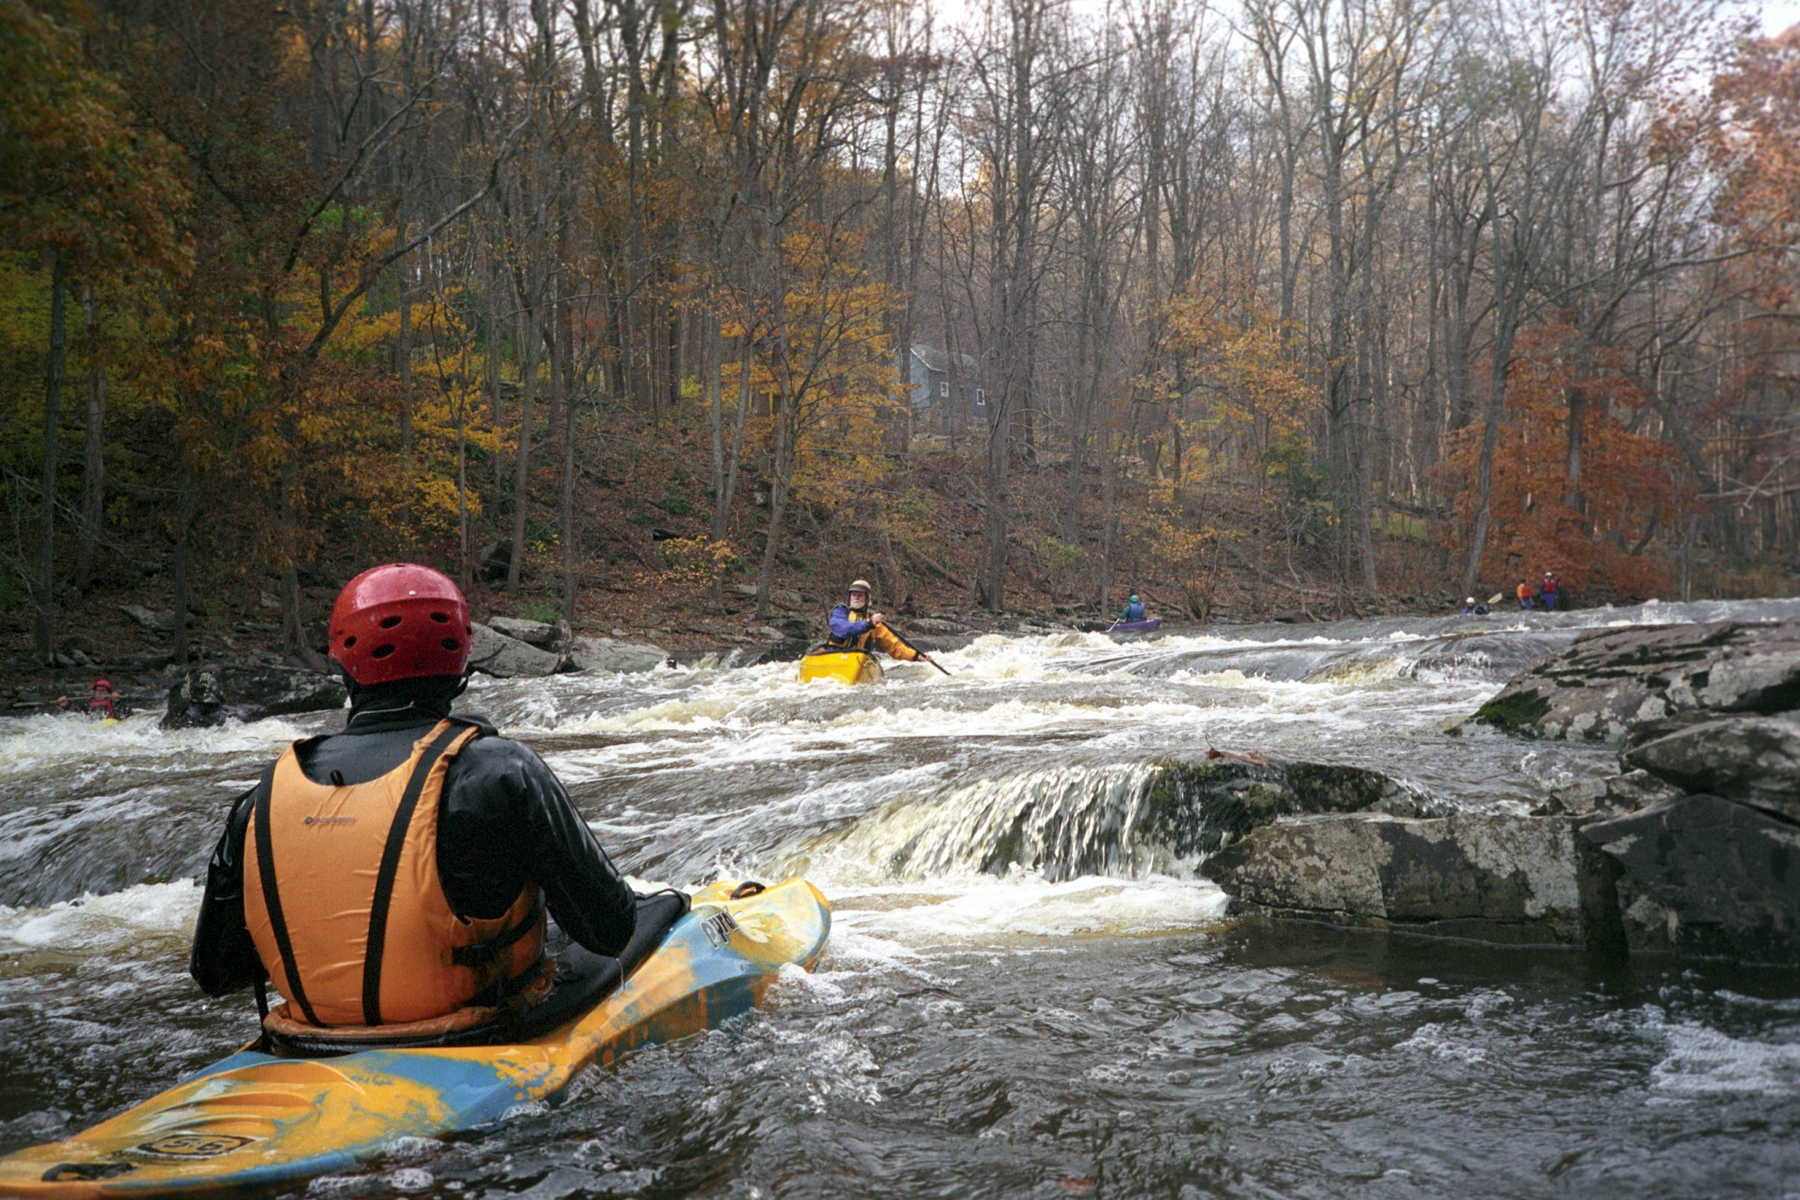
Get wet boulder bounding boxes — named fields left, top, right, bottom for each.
left=485, top=616, right=571, bottom=652
left=1578, top=793, right=1799, bottom=965
left=161, top=664, right=347, bottom=729
left=1470, top=618, right=1800, bottom=743
left=567, top=635, right=670, bottom=674
left=964, top=757, right=1445, bottom=881
left=1534, top=768, right=1683, bottom=818
left=468, top=621, right=566, bottom=678
left=1210, top=705, right=1799, bottom=963
left=1204, top=812, right=1619, bottom=948
left=1136, top=757, right=1445, bottom=861
left=737, top=616, right=815, bottom=665
left=1618, top=715, right=1800, bottom=823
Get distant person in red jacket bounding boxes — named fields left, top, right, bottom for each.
left=1515, top=580, right=1536, bottom=610
left=86, top=678, right=120, bottom=719
left=1539, top=572, right=1560, bottom=611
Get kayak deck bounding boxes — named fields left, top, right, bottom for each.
left=0, top=879, right=829, bottom=1198
left=797, top=648, right=883, bottom=685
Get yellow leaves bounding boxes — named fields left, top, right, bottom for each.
left=642, top=536, right=742, bottom=593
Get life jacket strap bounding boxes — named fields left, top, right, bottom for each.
left=361, top=720, right=476, bottom=1026
left=251, top=758, right=321, bottom=1027
left=450, top=890, right=546, bottom=971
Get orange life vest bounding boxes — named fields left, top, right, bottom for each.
left=242, top=719, right=545, bottom=1028
left=826, top=605, right=875, bottom=650
left=826, top=606, right=920, bottom=661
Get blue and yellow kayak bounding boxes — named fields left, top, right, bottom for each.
left=0, top=879, right=829, bottom=1198
left=796, top=648, right=882, bottom=685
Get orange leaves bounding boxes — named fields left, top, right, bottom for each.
left=1436, top=322, right=1683, bottom=597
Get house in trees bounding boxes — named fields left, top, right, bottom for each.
left=908, top=343, right=985, bottom=434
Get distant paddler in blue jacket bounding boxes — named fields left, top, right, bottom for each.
left=1117, top=594, right=1148, bottom=623
left=826, top=579, right=921, bottom=663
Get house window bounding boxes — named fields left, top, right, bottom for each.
left=937, top=379, right=948, bottom=398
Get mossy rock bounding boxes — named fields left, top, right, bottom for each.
left=1472, top=688, right=1551, bottom=736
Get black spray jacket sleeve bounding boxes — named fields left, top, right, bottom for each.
left=189, top=721, right=639, bottom=997
left=435, top=735, right=640, bottom=955
left=189, top=787, right=265, bottom=997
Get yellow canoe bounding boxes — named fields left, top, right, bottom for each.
left=796, top=649, right=883, bottom=685
left=0, top=879, right=830, bottom=1197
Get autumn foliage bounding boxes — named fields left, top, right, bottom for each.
left=1, top=0, right=1796, bottom=666
left=1437, top=324, right=1683, bottom=600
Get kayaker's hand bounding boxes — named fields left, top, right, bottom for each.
left=871, top=612, right=885, bottom=625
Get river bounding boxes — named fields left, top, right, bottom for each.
left=2, top=598, right=1797, bottom=1198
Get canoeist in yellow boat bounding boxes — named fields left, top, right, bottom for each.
left=825, top=579, right=922, bottom=663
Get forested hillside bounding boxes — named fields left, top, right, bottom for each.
left=3, top=0, right=1796, bottom=670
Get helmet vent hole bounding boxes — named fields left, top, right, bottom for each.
left=442, top=638, right=461, bottom=651
left=379, top=616, right=403, bottom=629
left=430, top=611, right=450, bottom=622
left=343, top=636, right=357, bottom=648
left=371, top=644, right=396, bottom=659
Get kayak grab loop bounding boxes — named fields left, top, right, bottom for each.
left=730, top=881, right=766, bottom=899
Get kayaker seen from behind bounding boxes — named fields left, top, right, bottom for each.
left=191, top=562, right=677, bottom=1046
left=825, top=578, right=921, bottom=664
left=1117, top=594, right=1148, bottom=624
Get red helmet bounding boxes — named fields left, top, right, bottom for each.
left=328, top=563, right=472, bottom=685
left=92, top=678, right=114, bottom=691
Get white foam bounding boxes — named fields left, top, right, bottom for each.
left=1649, top=1019, right=1800, bottom=1099
left=1397, top=1023, right=1490, bottom=1064
left=0, top=880, right=203, bottom=952
left=828, top=874, right=1228, bottom=946
left=0, top=712, right=311, bottom=779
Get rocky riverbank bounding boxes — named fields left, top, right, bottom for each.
left=1202, top=618, right=1800, bottom=966
left=6, top=595, right=1079, bottom=726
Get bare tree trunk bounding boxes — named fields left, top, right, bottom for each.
left=712, top=337, right=753, bottom=542
left=754, top=404, right=797, bottom=617
left=32, top=251, right=69, bottom=663
left=172, top=460, right=195, bottom=667
left=554, top=270, right=577, bottom=626
left=77, top=285, right=106, bottom=586
left=507, top=305, right=537, bottom=594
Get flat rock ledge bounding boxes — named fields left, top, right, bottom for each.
left=1204, top=789, right=1799, bottom=964
left=1467, top=617, right=1800, bottom=744
left=1204, top=812, right=1618, bottom=947
left=1207, top=616, right=1800, bottom=965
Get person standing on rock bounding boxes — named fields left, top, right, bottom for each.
left=1539, top=572, right=1560, bottom=611
left=825, top=578, right=921, bottom=663
left=190, top=562, right=670, bottom=1042
left=1516, top=580, right=1536, bottom=610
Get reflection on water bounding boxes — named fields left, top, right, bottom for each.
left=1, top=597, right=1797, bottom=1196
